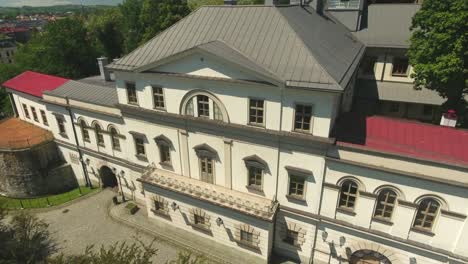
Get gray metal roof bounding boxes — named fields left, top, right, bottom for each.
left=353, top=4, right=420, bottom=48
left=108, top=5, right=365, bottom=90
left=355, top=79, right=448, bottom=105
left=45, top=80, right=118, bottom=107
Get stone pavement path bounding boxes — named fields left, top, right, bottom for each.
left=35, top=189, right=179, bottom=263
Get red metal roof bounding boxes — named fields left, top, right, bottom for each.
left=335, top=114, right=468, bottom=166
left=2, top=71, right=69, bottom=98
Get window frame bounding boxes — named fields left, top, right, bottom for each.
left=22, top=104, right=30, bottom=119
left=293, top=103, right=313, bottom=133
left=80, top=120, right=90, bottom=142
left=284, top=229, right=300, bottom=247
left=247, top=166, right=264, bottom=191
left=151, top=86, right=166, bottom=110
left=94, top=123, right=105, bottom=147
left=338, top=180, right=359, bottom=210
left=197, top=95, right=210, bottom=118
left=110, top=127, right=121, bottom=151
left=126, top=82, right=138, bottom=105
left=134, top=136, right=146, bottom=158
left=412, top=198, right=440, bottom=231
left=248, top=98, right=265, bottom=127
left=159, top=144, right=171, bottom=165
left=240, top=230, right=254, bottom=244
left=199, top=156, right=214, bottom=184
left=391, top=57, right=410, bottom=77
left=40, top=110, right=48, bottom=126
left=373, top=189, right=398, bottom=220
left=287, top=174, right=306, bottom=200
left=30, top=106, right=39, bottom=122
left=56, top=116, right=67, bottom=138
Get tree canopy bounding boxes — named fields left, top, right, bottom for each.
left=408, top=0, right=467, bottom=112
left=14, top=18, right=99, bottom=79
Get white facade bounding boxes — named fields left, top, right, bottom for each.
left=6, top=15, right=468, bottom=264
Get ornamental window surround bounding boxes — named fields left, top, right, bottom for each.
left=151, top=195, right=170, bottom=217
left=285, top=166, right=311, bottom=201
left=189, top=208, right=211, bottom=231
left=281, top=221, right=306, bottom=248
left=234, top=223, right=260, bottom=249
left=154, top=135, right=173, bottom=167
left=373, top=189, right=398, bottom=220
left=243, top=155, right=268, bottom=192
left=248, top=98, right=265, bottom=126
left=130, top=131, right=147, bottom=160
left=294, top=104, right=313, bottom=133
left=181, top=90, right=229, bottom=122
left=194, top=144, right=217, bottom=184
left=338, top=180, right=359, bottom=210
left=413, top=198, right=441, bottom=231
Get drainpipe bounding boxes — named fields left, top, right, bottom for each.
left=65, top=97, right=92, bottom=188
left=271, top=84, right=285, bottom=259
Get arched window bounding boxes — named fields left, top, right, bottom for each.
left=80, top=120, right=90, bottom=142
left=194, top=144, right=217, bottom=184
left=338, top=180, right=358, bottom=209
left=94, top=123, right=105, bottom=147
left=413, top=198, right=440, bottom=230
left=110, top=127, right=120, bottom=151
left=181, top=90, right=229, bottom=122
left=374, top=189, right=397, bottom=219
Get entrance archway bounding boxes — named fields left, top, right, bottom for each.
left=99, top=166, right=118, bottom=188
left=350, top=250, right=392, bottom=264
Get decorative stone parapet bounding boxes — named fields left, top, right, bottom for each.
left=139, top=164, right=278, bottom=221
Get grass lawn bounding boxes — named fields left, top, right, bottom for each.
left=0, top=186, right=99, bottom=209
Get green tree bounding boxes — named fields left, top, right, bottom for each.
left=408, top=0, right=467, bottom=113
left=187, top=0, right=224, bottom=11
left=0, top=212, right=56, bottom=264
left=88, top=8, right=125, bottom=60
left=14, top=18, right=99, bottom=79
left=119, top=0, right=144, bottom=53
left=0, top=63, right=24, bottom=116
left=140, top=0, right=190, bottom=43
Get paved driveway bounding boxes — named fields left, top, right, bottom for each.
left=35, top=189, right=179, bottom=263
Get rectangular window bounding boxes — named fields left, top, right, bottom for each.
left=361, top=56, right=377, bottom=75
left=154, top=200, right=164, bottom=212
left=249, top=99, right=264, bottom=126
left=22, top=104, right=30, bottom=119
left=240, top=230, right=253, bottom=244
left=288, top=175, right=305, bottom=199
left=152, top=86, right=165, bottom=109
left=294, top=104, right=312, bottom=132
left=126, top=82, right=138, bottom=104
left=134, top=137, right=146, bottom=156
left=40, top=110, right=48, bottom=126
left=56, top=117, right=66, bottom=136
left=392, top=57, right=409, bottom=76
left=248, top=167, right=263, bottom=189
left=194, top=214, right=205, bottom=226
left=284, top=230, right=299, bottom=246
left=197, top=95, right=210, bottom=118
left=31, top=106, right=39, bottom=122
left=423, top=105, right=434, bottom=116
left=200, top=157, right=214, bottom=184
left=159, top=144, right=171, bottom=164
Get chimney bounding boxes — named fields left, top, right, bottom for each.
left=97, top=57, right=111, bottom=81
left=224, top=0, right=237, bottom=5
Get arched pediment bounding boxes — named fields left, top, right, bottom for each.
left=154, top=135, right=174, bottom=149
left=193, top=143, right=218, bottom=159
left=243, top=154, right=270, bottom=173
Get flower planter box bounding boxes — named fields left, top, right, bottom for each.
left=125, top=202, right=139, bottom=215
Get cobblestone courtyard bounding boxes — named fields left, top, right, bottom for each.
left=35, top=189, right=179, bottom=263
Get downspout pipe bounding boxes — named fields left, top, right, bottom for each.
left=65, top=97, right=92, bottom=188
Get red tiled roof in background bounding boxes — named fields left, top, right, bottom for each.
left=335, top=114, right=468, bottom=166
left=0, top=27, right=29, bottom=33
left=2, top=71, right=70, bottom=97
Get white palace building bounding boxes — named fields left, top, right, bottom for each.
left=3, top=2, right=468, bottom=264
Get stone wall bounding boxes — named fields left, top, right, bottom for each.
left=0, top=141, right=78, bottom=198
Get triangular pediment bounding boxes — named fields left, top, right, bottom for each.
left=138, top=41, right=281, bottom=86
